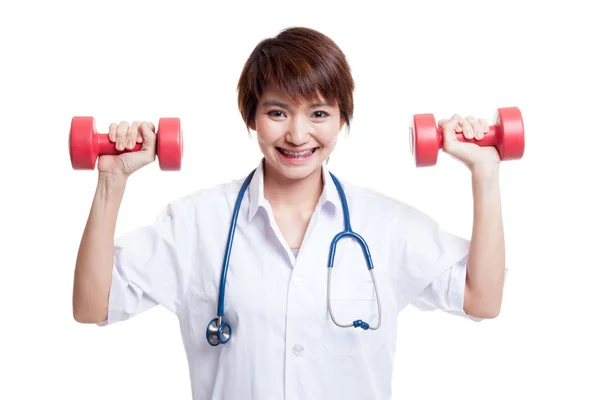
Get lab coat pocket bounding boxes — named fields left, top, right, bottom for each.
left=322, top=277, right=382, bottom=357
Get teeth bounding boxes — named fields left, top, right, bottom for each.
left=280, top=148, right=315, bottom=158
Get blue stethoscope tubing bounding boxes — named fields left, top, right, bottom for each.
left=206, top=168, right=382, bottom=347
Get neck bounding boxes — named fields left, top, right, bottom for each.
left=263, top=159, right=323, bottom=212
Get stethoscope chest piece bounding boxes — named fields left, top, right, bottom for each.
left=206, top=316, right=231, bottom=346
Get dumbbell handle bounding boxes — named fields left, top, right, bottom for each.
left=96, top=134, right=143, bottom=154
left=437, top=126, right=498, bottom=148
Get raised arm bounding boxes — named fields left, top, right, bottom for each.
left=73, top=174, right=127, bottom=323
left=463, top=165, right=505, bottom=318
left=437, top=114, right=507, bottom=319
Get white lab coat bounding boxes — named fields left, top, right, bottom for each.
left=99, top=158, right=496, bottom=400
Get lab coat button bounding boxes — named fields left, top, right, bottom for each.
left=292, top=344, right=304, bottom=356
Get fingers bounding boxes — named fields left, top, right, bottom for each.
left=110, top=120, right=156, bottom=151
left=440, top=115, right=490, bottom=141
left=115, top=121, right=129, bottom=151
left=479, top=118, right=489, bottom=133
left=465, top=116, right=482, bottom=140
left=108, top=123, right=117, bottom=143
left=125, top=121, right=141, bottom=150
left=135, top=121, right=144, bottom=143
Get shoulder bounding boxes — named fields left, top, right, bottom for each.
left=168, top=175, right=246, bottom=216
left=337, top=175, right=439, bottom=231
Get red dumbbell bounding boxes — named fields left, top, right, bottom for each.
left=409, top=107, right=525, bottom=167
left=69, top=117, right=183, bottom=170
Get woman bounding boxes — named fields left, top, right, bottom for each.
left=72, top=26, right=507, bottom=399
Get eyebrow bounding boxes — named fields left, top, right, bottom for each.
left=261, top=100, right=334, bottom=110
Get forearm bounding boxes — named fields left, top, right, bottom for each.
left=72, top=173, right=127, bottom=323
left=464, top=165, right=505, bottom=318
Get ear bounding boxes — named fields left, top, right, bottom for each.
left=249, top=119, right=256, bottom=131
left=339, top=118, right=345, bottom=131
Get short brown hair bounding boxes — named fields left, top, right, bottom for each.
left=237, top=27, right=355, bottom=134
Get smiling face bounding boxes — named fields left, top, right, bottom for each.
left=250, top=85, right=345, bottom=181
left=237, top=27, right=355, bottom=181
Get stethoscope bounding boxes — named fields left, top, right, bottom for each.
left=206, top=168, right=382, bottom=346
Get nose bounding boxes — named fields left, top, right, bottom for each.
left=286, top=116, right=311, bottom=145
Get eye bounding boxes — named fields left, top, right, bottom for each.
left=313, top=111, right=330, bottom=118
left=267, top=110, right=286, bottom=118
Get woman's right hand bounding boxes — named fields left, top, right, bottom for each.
left=98, top=121, right=157, bottom=177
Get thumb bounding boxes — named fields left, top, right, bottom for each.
left=440, top=114, right=461, bottom=147
left=140, top=122, right=157, bottom=152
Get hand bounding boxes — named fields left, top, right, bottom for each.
left=437, top=114, right=500, bottom=172
left=97, top=121, right=157, bottom=177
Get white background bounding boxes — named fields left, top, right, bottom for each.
left=1, top=0, right=599, bottom=398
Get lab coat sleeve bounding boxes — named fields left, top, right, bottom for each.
left=411, top=255, right=484, bottom=322
left=97, top=200, right=191, bottom=326
left=392, top=203, right=471, bottom=315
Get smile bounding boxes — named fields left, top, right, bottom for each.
left=276, top=147, right=317, bottom=158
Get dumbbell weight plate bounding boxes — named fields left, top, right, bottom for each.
left=495, top=107, right=525, bottom=161
left=156, top=118, right=183, bottom=171
left=410, top=113, right=440, bottom=167
left=69, top=116, right=97, bottom=170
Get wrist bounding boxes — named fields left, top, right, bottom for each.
left=469, top=163, right=500, bottom=196
left=97, top=172, right=128, bottom=198
left=98, top=171, right=128, bottom=186
left=470, top=162, right=499, bottom=181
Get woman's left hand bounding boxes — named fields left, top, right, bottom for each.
left=437, top=114, right=500, bottom=173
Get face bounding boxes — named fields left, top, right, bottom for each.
left=250, top=85, right=345, bottom=181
